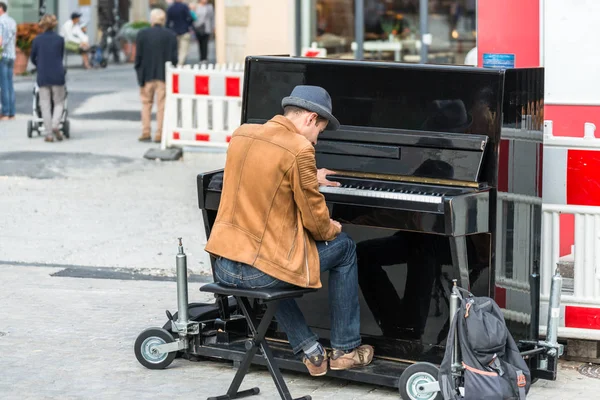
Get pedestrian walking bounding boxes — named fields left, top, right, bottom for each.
left=0, top=1, right=17, bottom=120
left=134, top=8, right=177, bottom=143
left=166, top=0, right=193, bottom=66
left=193, top=0, right=214, bottom=62
left=30, top=14, right=66, bottom=142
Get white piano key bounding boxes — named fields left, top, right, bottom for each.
left=319, top=186, right=443, bottom=204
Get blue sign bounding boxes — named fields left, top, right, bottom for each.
left=482, top=53, right=515, bottom=69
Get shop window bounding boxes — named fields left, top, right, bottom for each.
left=312, top=0, right=477, bottom=65
left=10, top=0, right=40, bottom=23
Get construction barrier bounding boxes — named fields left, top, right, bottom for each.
left=161, top=62, right=244, bottom=150
left=494, top=121, right=600, bottom=340
left=538, top=122, right=600, bottom=340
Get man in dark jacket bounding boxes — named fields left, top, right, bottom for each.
left=166, top=0, right=192, bottom=65
left=31, top=14, right=66, bottom=142
left=134, top=8, right=177, bottom=143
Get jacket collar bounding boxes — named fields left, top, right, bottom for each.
left=269, top=115, right=300, bottom=134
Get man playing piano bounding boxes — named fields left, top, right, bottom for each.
left=204, top=85, right=374, bottom=377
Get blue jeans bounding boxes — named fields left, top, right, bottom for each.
left=214, top=232, right=361, bottom=354
left=0, top=58, right=15, bottom=117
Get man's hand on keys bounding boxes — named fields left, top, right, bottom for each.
left=317, top=168, right=341, bottom=187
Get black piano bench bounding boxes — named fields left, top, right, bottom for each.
left=200, top=282, right=316, bottom=400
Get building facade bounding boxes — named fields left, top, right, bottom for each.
left=215, top=0, right=477, bottom=65
left=7, top=0, right=147, bottom=45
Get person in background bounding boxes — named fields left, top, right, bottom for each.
left=149, top=0, right=168, bottom=21
left=61, top=11, right=92, bottom=69
left=135, top=8, right=177, bottom=143
left=0, top=1, right=17, bottom=120
left=166, top=0, right=193, bottom=66
left=31, top=14, right=66, bottom=142
left=193, top=0, right=214, bottom=62
left=97, top=0, right=115, bottom=45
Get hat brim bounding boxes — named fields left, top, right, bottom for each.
left=282, top=96, right=340, bottom=131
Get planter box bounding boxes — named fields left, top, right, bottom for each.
left=14, top=49, right=29, bottom=75
left=122, top=42, right=136, bottom=63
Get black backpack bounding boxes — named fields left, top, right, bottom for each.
left=438, top=290, right=531, bottom=400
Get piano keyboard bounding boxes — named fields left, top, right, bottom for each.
left=319, top=185, right=443, bottom=204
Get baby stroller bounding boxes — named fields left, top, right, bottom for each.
left=27, top=83, right=70, bottom=139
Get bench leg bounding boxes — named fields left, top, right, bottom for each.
left=207, top=296, right=311, bottom=400
left=238, top=297, right=300, bottom=400
left=207, top=297, right=280, bottom=400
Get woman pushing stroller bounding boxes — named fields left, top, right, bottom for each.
left=30, top=14, right=66, bottom=142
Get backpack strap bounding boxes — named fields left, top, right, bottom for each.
left=490, top=356, right=504, bottom=376
left=516, top=370, right=527, bottom=399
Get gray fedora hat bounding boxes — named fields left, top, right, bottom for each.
left=281, top=85, right=340, bottom=131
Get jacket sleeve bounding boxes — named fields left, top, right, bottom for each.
left=185, top=5, right=193, bottom=28
left=170, top=34, right=178, bottom=65
left=30, top=39, right=38, bottom=66
left=207, top=5, right=215, bottom=32
left=134, top=30, right=143, bottom=70
left=292, top=145, right=341, bottom=241
left=166, top=8, right=173, bottom=29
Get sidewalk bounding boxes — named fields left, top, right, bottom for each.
left=1, top=264, right=599, bottom=400
left=2, top=62, right=224, bottom=274
left=0, top=116, right=223, bottom=275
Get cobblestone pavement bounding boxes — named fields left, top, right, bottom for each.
left=1, top=65, right=225, bottom=275
left=1, top=265, right=600, bottom=400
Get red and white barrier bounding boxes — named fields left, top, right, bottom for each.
left=538, top=127, right=600, bottom=340
left=161, top=62, right=244, bottom=150
left=478, top=0, right=600, bottom=342
left=492, top=121, right=600, bottom=339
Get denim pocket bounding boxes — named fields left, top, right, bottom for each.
left=239, top=264, right=280, bottom=289
left=215, top=258, right=281, bottom=289
left=214, top=258, right=241, bottom=287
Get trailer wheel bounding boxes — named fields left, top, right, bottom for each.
left=27, top=121, right=33, bottom=138
left=398, top=362, right=443, bottom=400
left=134, top=327, right=177, bottom=370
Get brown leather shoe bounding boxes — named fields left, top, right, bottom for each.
left=44, top=134, right=54, bottom=142
left=153, top=136, right=162, bottom=143
left=138, top=135, right=151, bottom=142
left=53, top=129, right=63, bottom=141
left=329, top=344, right=374, bottom=371
left=302, top=352, right=328, bottom=377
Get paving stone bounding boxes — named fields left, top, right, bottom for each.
left=2, top=266, right=600, bottom=400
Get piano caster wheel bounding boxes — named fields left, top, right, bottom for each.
left=398, top=362, right=443, bottom=400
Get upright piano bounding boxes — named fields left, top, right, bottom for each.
left=198, top=56, right=545, bottom=374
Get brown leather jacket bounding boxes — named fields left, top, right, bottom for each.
left=204, top=115, right=340, bottom=288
